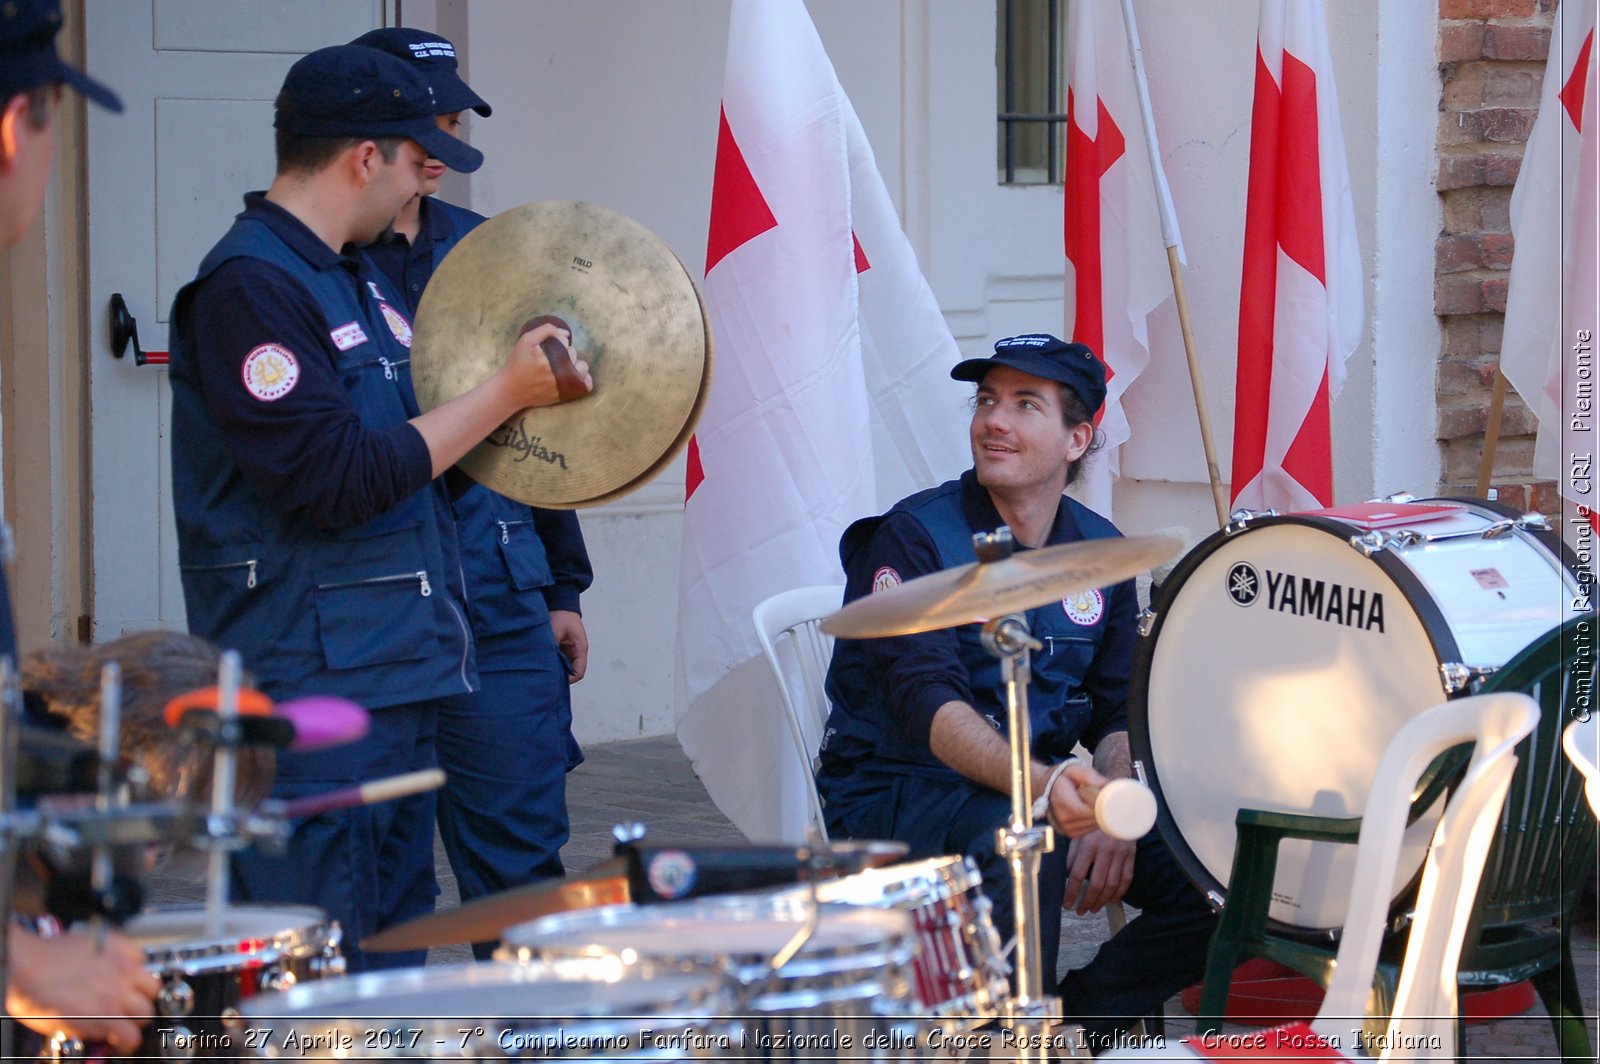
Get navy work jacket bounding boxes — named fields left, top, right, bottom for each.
left=820, top=471, right=1135, bottom=781
left=168, top=195, right=476, bottom=708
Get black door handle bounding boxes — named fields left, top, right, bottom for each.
left=109, top=293, right=166, bottom=366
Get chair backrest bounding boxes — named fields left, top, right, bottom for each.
left=1563, top=714, right=1599, bottom=815
left=1471, top=617, right=1599, bottom=936
left=1312, top=691, right=1539, bottom=1059
left=752, top=585, right=844, bottom=839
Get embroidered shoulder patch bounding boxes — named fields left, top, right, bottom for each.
left=379, top=303, right=413, bottom=348
left=1062, top=588, right=1105, bottom=626
left=872, top=566, right=902, bottom=593
left=330, top=321, right=368, bottom=351
left=241, top=343, right=300, bottom=401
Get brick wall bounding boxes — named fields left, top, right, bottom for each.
left=1435, top=0, right=1561, bottom=512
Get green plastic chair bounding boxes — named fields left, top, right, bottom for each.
left=1194, top=616, right=1598, bottom=1063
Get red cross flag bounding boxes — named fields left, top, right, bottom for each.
left=1063, top=0, right=1183, bottom=516
left=676, top=0, right=968, bottom=840
left=1498, top=0, right=1597, bottom=534
left=1230, top=0, right=1364, bottom=513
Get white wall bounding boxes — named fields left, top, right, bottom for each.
left=436, top=1, right=1439, bottom=743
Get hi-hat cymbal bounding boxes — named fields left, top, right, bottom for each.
left=821, top=534, right=1182, bottom=639
left=363, top=858, right=631, bottom=953
left=410, top=200, right=712, bottom=508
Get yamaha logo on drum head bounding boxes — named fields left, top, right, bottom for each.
left=1227, top=562, right=1261, bottom=606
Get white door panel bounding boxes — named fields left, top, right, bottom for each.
left=85, top=0, right=385, bottom=640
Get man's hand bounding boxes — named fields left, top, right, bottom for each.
left=1062, top=830, right=1136, bottom=914
left=503, top=322, right=592, bottom=408
left=549, top=609, right=588, bottom=684
left=8, top=925, right=160, bottom=1051
left=1044, top=759, right=1109, bottom=837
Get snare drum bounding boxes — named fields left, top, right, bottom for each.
left=499, top=895, right=918, bottom=1059
left=1131, top=499, right=1580, bottom=931
left=809, top=856, right=1009, bottom=1022
left=241, top=957, right=737, bottom=1058
left=51, top=904, right=342, bottom=1061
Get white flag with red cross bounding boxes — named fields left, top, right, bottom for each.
left=675, top=0, right=967, bottom=840
left=1063, top=0, right=1181, bottom=516
left=1498, top=0, right=1596, bottom=533
left=1229, top=0, right=1364, bottom=514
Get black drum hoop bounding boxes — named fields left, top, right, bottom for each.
left=1129, top=511, right=1472, bottom=935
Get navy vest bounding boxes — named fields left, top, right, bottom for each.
left=824, top=477, right=1122, bottom=778
left=169, top=214, right=476, bottom=709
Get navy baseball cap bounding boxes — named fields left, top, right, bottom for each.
left=274, top=45, right=483, bottom=173
left=0, top=0, right=121, bottom=111
left=348, top=28, right=491, bottom=117
left=951, top=333, right=1107, bottom=416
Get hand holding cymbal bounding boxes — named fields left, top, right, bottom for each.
left=411, top=200, right=711, bottom=508
left=821, top=534, right=1183, bottom=639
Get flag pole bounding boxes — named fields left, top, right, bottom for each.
left=1476, top=368, right=1509, bottom=498
left=1119, top=0, right=1229, bottom=528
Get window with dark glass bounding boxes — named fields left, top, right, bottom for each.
left=998, top=0, right=1068, bottom=185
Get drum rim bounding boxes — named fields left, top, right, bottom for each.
left=127, top=902, right=333, bottom=966
left=1128, top=511, right=1465, bottom=935
left=240, top=957, right=733, bottom=1021
left=501, top=898, right=918, bottom=975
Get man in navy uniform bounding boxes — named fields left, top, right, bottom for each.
left=817, top=335, right=1213, bottom=1049
left=167, top=45, right=590, bottom=972
left=0, top=0, right=162, bottom=1049
left=352, top=28, right=593, bottom=958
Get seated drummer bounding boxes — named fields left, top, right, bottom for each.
left=815, top=334, right=1215, bottom=1050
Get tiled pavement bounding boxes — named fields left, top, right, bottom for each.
left=152, top=733, right=1597, bottom=1060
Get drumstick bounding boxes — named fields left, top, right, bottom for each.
left=281, top=769, right=446, bottom=819
left=1074, top=777, right=1158, bottom=841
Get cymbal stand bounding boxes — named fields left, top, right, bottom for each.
left=0, top=656, right=19, bottom=1062
left=204, top=651, right=243, bottom=937
left=90, top=663, right=121, bottom=951
left=975, top=527, right=1062, bottom=1061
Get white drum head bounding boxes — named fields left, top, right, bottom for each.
left=1136, top=507, right=1575, bottom=931
left=125, top=903, right=327, bottom=950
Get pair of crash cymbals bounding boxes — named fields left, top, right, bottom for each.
left=410, top=200, right=711, bottom=508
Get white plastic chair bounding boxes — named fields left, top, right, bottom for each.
left=1101, top=691, right=1539, bottom=1062
left=752, top=585, right=844, bottom=840
left=1563, top=714, right=1600, bottom=815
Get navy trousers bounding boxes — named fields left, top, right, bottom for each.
left=434, top=624, right=580, bottom=960
left=232, top=700, right=438, bottom=973
left=821, top=767, right=1215, bottom=1045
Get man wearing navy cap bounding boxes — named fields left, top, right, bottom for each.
left=817, top=334, right=1213, bottom=1049
left=352, top=28, right=594, bottom=960
left=0, top=1, right=165, bottom=1051
left=166, top=44, right=591, bottom=972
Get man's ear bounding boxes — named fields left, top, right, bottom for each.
left=348, top=139, right=381, bottom=185
left=1067, top=418, right=1095, bottom=460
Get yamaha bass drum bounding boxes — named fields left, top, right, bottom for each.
left=1129, top=498, right=1582, bottom=933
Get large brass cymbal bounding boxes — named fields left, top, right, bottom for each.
left=410, top=200, right=712, bottom=508
left=821, top=534, right=1182, bottom=639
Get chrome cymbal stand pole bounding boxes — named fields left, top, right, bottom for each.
left=969, top=528, right=1062, bottom=1063
left=90, top=663, right=121, bottom=951
left=204, top=650, right=243, bottom=938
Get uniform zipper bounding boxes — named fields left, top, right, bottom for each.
left=377, top=355, right=411, bottom=381
left=316, top=570, right=431, bottom=597
left=182, top=558, right=258, bottom=589
left=442, top=595, right=473, bottom=692
left=495, top=518, right=534, bottom=545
